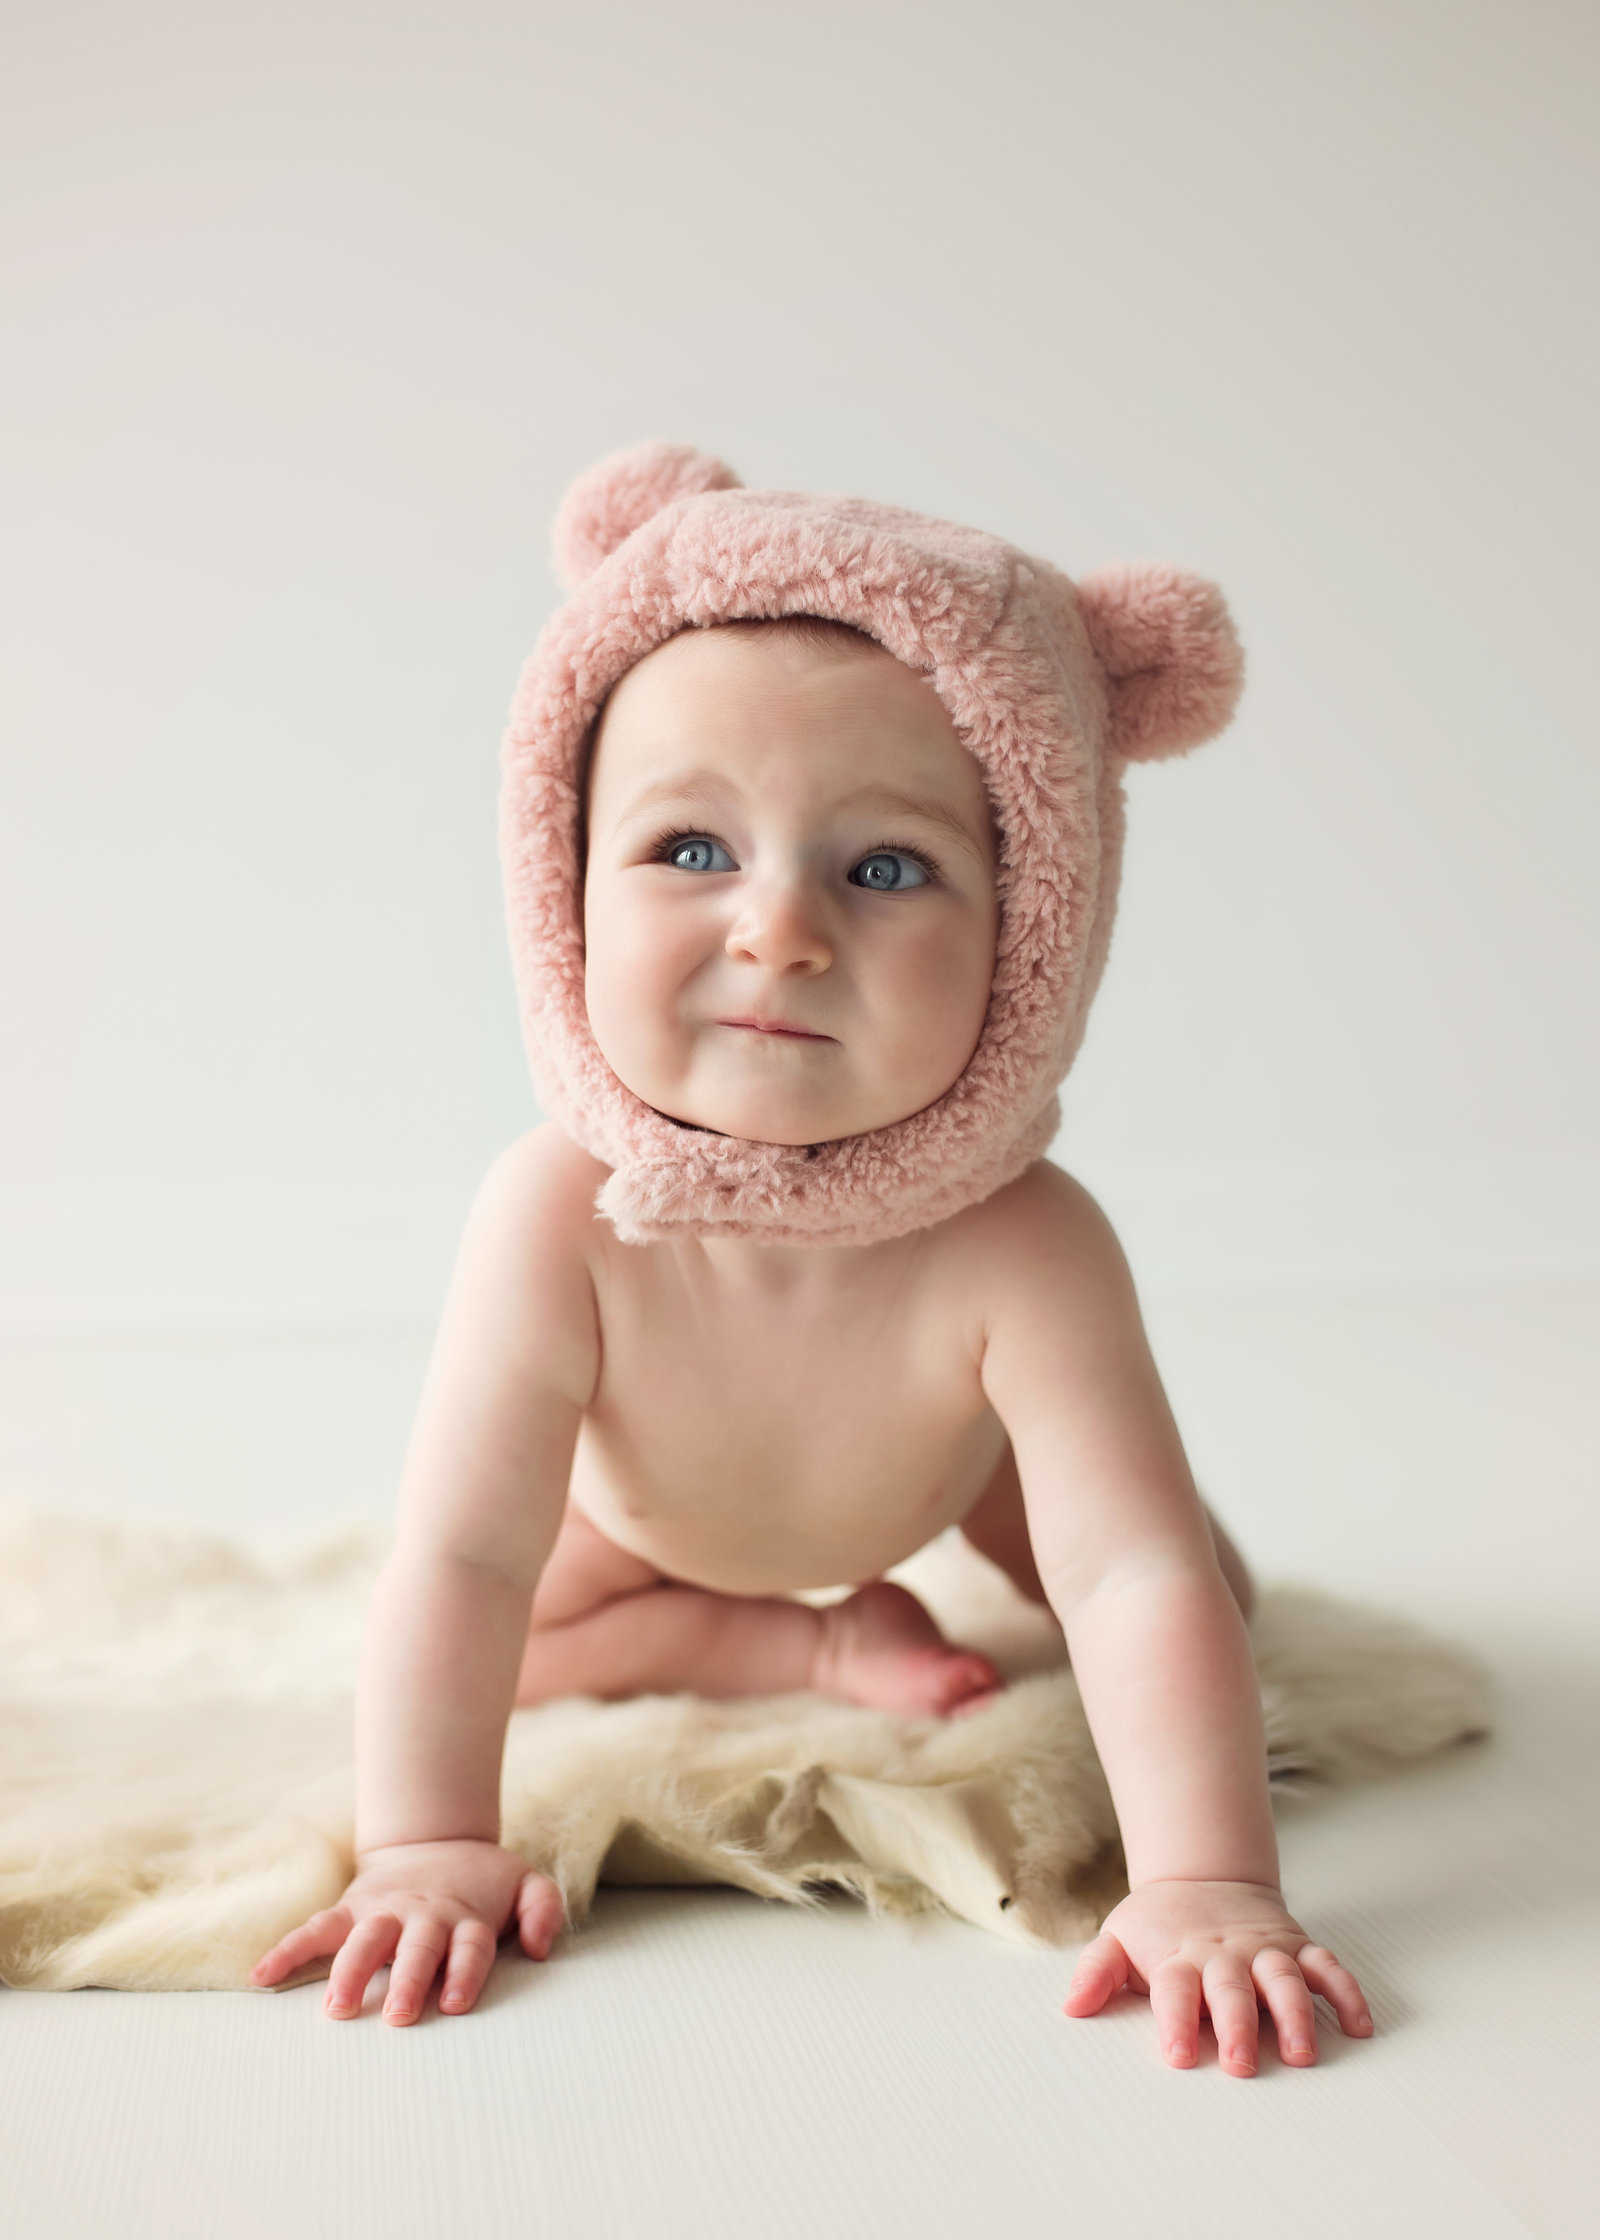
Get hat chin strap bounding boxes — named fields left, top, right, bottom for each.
left=585, top=1090, right=1060, bottom=1251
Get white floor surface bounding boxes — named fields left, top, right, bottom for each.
left=2, top=1282, right=1597, bottom=2238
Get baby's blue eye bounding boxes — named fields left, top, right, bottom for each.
left=849, top=851, right=930, bottom=892
left=666, top=835, right=735, bottom=873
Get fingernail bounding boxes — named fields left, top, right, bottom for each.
left=441, top=1992, right=464, bottom=2011
left=1286, top=2038, right=1313, bottom=2058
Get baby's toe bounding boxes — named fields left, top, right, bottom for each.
left=936, top=1652, right=1005, bottom=1714
left=899, top=1647, right=1003, bottom=1717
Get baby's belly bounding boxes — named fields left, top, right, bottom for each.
left=565, top=1411, right=1009, bottom=1597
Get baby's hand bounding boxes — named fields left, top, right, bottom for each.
left=249, top=1839, right=565, bottom=2025
left=1064, top=1880, right=1372, bottom=2076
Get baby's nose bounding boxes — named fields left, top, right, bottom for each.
left=725, top=879, right=833, bottom=975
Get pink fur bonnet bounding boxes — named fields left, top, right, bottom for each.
left=499, top=443, right=1243, bottom=1247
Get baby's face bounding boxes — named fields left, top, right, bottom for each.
left=582, top=625, right=998, bottom=1147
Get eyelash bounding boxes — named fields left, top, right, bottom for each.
left=866, top=839, right=940, bottom=878
left=648, top=829, right=942, bottom=879
left=649, top=826, right=716, bottom=862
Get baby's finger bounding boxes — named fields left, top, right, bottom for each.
left=1201, top=1957, right=1260, bottom=2078
left=383, top=1917, right=452, bottom=2026
left=1063, top=1933, right=1131, bottom=2017
left=439, top=1918, right=500, bottom=2014
left=250, top=1904, right=353, bottom=1986
left=324, top=1910, right=401, bottom=2019
left=516, top=1872, right=566, bottom=1963
left=1149, top=1959, right=1203, bottom=2069
left=1253, top=1950, right=1318, bottom=2065
left=1296, top=1944, right=1374, bottom=2037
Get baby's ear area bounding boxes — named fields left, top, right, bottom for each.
left=551, top=442, right=743, bottom=588
left=1075, top=562, right=1244, bottom=761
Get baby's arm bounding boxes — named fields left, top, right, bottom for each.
left=251, top=1128, right=600, bottom=2022
left=979, top=1166, right=1372, bottom=2076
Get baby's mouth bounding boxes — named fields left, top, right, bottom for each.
left=716, top=1016, right=835, bottom=1042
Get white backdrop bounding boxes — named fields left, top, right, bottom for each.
left=3, top=0, right=1596, bottom=1332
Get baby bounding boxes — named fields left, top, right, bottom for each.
left=252, top=445, right=1372, bottom=2075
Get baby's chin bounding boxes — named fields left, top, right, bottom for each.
left=596, top=1038, right=965, bottom=1146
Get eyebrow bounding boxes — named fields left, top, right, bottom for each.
left=613, top=774, right=992, bottom=860
left=837, top=785, right=993, bottom=860
left=612, top=773, right=741, bottom=821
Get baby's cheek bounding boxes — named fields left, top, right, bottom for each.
left=879, top=918, right=992, bottom=1093
left=584, top=894, right=695, bottom=1096
left=583, top=894, right=649, bottom=1075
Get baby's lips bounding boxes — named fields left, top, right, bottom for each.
left=715, top=1015, right=835, bottom=1041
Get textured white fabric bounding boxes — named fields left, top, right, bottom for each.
left=0, top=1505, right=1489, bottom=1991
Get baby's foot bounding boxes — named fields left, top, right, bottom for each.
left=812, top=1581, right=1004, bottom=1718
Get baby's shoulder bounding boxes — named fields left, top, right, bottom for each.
left=448, top=1127, right=608, bottom=1400
left=940, top=1157, right=1136, bottom=1314
left=478, top=1122, right=609, bottom=1215
left=460, top=1124, right=610, bottom=1283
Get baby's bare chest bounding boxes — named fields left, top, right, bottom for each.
left=568, top=1250, right=1004, bottom=1593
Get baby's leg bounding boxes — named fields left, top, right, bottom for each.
left=959, top=1450, right=1255, bottom=1620
left=516, top=1501, right=1001, bottom=1716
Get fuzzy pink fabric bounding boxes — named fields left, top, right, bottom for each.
left=500, top=444, right=1243, bottom=1247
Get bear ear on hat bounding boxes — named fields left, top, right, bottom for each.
left=1076, top=562, right=1244, bottom=762
left=552, top=442, right=742, bottom=588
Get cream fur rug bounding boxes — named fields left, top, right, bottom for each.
left=0, top=1504, right=1489, bottom=1992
